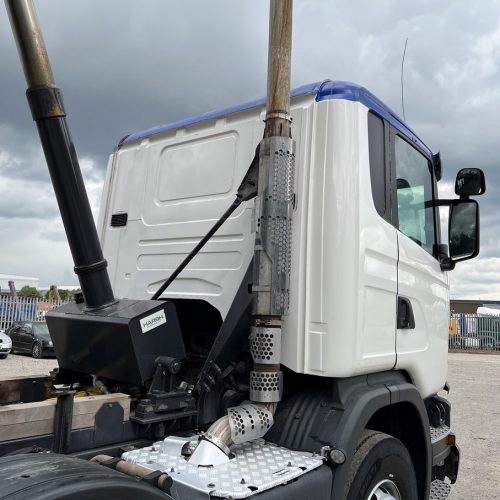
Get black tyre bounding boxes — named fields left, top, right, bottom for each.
left=0, top=354, right=7, bottom=359
left=32, top=341, right=42, bottom=359
left=342, top=430, right=418, bottom=500
left=0, top=453, right=173, bottom=499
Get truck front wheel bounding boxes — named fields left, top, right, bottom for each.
left=342, top=430, right=418, bottom=500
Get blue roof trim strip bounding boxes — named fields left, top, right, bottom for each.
left=316, top=81, right=432, bottom=156
left=121, top=80, right=432, bottom=156
left=122, top=82, right=322, bottom=145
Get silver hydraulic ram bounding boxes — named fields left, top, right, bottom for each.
left=190, top=0, right=294, bottom=465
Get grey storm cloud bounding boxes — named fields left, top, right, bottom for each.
left=0, top=125, right=51, bottom=183
left=0, top=0, right=270, bottom=165
left=40, top=224, right=67, bottom=243
left=0, top=0, right=499, bottom=292
left=0, top=199, right=58, bottom=220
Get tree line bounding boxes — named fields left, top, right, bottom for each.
left=16, top=286, right=79, bottom=302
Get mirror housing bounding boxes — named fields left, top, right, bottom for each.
left=455, top=168, right=485, bottom=197
left=448, top=199, right=479, bottom=263
left=432, top=152, right=442, bottom=181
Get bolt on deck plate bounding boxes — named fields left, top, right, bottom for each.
left=122, top=436, right=323, bottom=499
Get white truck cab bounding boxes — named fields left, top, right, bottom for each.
left=91, top=80, right=486, bottom=498
left=4, top=1, right=485, bottom=496
left=99, top=81, right=448, bottom=398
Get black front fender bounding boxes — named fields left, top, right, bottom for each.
left=267, top=371, right=431, bottom=500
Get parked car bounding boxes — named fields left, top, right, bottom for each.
left=6, top=321, right=55, bottom=358
left=451, top=334, right=500, bottom=350
left=0, top=332, right=12, bottom=358
left=479, top=336, right=500, bottom=350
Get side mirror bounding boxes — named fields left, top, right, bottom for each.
left=448, top=199, right=479, bottom=262
left=455, top=168, right=485, bottom=197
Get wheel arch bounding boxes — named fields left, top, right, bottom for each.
left=365, top=399, right=430, bottom=500
left=330, top=380, right=431, bottom=500
left=268, top=371, right=431, bottom=500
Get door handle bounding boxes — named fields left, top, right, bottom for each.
left=397, top=296, right=415, bottom=329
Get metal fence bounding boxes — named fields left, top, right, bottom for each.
left=0, top=295, right=67, bottom=332
left=449, top=313, right=500, bottom=351
left=2, top=298, right=498, bottom=352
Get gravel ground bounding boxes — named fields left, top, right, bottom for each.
left=0, top=353, right=57, bottom=379
left=0, top=352, right=498, bottom=499
left=446, top=352, right=500, bottom=500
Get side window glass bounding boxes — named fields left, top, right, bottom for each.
left=368, top=112, right=387, bottom=218
left=395, top=135, right=435, bottom=254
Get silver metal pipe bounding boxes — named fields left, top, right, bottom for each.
left=249, top=0, right=294, bottom=426
left=91, top=455, right=172, bottom=492
left=190, top=2, right=295, bottom=464
left=5, top=0, right=55, bottom=88
left=265, top=0, right=293, bottom=139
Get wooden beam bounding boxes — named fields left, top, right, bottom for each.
left=0, top=375, right=52, bottom=404
left=0, top=393, right=130, bottom=441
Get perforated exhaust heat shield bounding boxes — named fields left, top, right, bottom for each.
left=253, top=136, right=295, bottom=317
left=228, top=404, right=274, bottom=444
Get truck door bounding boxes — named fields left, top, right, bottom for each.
left=362, top=112, right=399, bottom=369
left=392, top=132, right=449, bottom=395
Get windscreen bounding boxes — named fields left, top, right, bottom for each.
left=395, top=135, right=436, bottom=254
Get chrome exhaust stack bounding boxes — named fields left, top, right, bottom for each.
left=189, top=0, right=295, bottom=464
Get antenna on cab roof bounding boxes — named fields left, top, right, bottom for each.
left=401, top=37, right=408, bottom=122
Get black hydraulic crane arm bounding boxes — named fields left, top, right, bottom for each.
left=5, top=0, right=115, bottom=310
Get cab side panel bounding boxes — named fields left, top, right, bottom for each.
left=303, top=100, right=398, bottom=377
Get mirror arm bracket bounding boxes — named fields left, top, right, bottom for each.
left=440, top=257, right=455, bottom=272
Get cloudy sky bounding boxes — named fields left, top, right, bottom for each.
left=0, top=0, right=498, bottom=298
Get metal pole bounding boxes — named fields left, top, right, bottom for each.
left=253, top=0, right=294, bottom=319
left=250, top=0, right=295, bottom=417
left=264, top=0, right=293, bottom=139
left=5, top=0, right=55, bottom=88
left=188, top=1, right=296, bottom=464
left=5, top=0, right=115, bottom=309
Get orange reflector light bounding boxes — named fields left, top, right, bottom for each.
left=445, top=434, right=456, bottom=446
